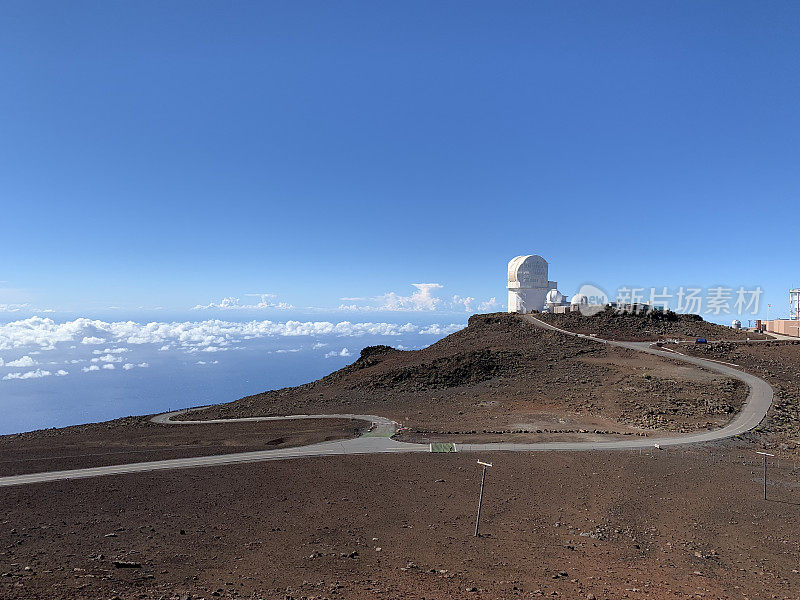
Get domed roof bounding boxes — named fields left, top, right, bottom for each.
left=731, top=319, right=742, bottom=328
left=508, top=255, right=548, bottom=287
left=546, top=289, right=565, bottom=304
left=570, top=293, right=589, bottom=305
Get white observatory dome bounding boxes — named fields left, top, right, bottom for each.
left=731, top=319, right=742, bottom=329
left=508, top=255, right=549, bottom=289
left=570, top=293, right=589, bottom=306
left=546, top=289, right=565, bottom=305
left=507, top=254, right=558, bottom=314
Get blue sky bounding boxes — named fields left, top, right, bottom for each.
left=2, top=1, right=799, bottom=320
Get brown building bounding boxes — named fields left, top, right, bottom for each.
left=763, top=319, right=800, bottom=337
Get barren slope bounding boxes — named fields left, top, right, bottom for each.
left=4, top=446, right=800, bottom=600
left=187, top=314, right=746, bottom=442
left=0, top=417, right=363, bottom=476
left=663, top=340, right=800, bottom=452
left=537, top=307, right=768, bottom=341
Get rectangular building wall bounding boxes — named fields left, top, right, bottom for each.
left=765, top=319, right=800, bottom=337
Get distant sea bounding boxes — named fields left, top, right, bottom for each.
left=0, top=311, right=467, bottom=435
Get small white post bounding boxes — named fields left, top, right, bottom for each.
left=474, top=460, right=492, bottom=537
left=756, top=451, right=775, bottom=500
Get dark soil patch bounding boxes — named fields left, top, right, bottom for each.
left=538, top=307, right=769, bottom=341
left=0, top=418, right=363, bottom=476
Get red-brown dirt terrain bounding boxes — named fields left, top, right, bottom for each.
left=0, top=417, right=363, bottom=477
left=185, top=314, right=747, bottom=443
left=3, top=447, right=800, bottom=600
left=662, top=339, right=800, bottom=454
left=1, top=312, right=798, bottom=599
left=537, top=307, right=769, bottom=342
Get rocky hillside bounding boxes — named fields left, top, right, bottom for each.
left=185, top=313, right=746, bottom=440
left=664, top=340, right=800, bottom=449
left=185, top=312, right=601, bottom=420
left=537, top=307, right=768, bottom=341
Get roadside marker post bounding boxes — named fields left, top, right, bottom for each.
left=474, top=460, right=492, bottom=537
left=756, top=451, right=775, bottom=500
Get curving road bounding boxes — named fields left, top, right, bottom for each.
left=151, top=409, right=399, bottom=437
left=458, top=315, right=774, bottom=452
left=0, top=316, right=773, bottom=487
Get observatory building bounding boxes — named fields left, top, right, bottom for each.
left=507, top=255, right=559, bottom=314
left=760, top=288, right=800, bottom=337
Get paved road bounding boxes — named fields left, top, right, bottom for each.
left=151, top=409, right=399, bottom=437
left=459, top=316, right=774, bottom=452
left=0, top=316, right=774, bottom=487
left=753, top=331, right=797, bottom=341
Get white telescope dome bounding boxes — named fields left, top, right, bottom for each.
left=508, top=255, right=549, bottom=288
left=507, top=255, right=557, bottom=314
left=546, top=289, right=565, bottom=304
left=731, top=319, right=742, bottom=329
left=570, top=294, right=589, bottom=306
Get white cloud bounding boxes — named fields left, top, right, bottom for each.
left=195, top=360, right=219, bottom=365
left=158, top=345, right=171, bottom=351
left=3, top=368, right=52, bottom=380
left=122, top=362, right=150, bottom=370
left=192, top=294, right=294, bottom=311
left=91, top=354, right=123, bottom=363
left=55, top=369, right=68, bottom=376
left=0, top=303, right=54, bottom=314
left=477, top=297, right=500, bottom=312
left=5, top=355, right=37, bottom=367
left=274, top=348, right=300, bottom=354
left=451, top=295, right=475, bottom=311
left=339, top=284, right=499, bottom=314
left=312, top=342, right=328, bottom=349
left=419, top=323, right=463, bottom=336
left=325, top=347, right=352, bottom=359
left=82, top=365, right=100, bottom=372
left=337, top=304, right=360, bottom=311
left=452, top=295, right=501, bottom=313
left=92, top=347, right=128, bottom=354
left=102, top=363, right=115, bottom=370
left=377, top=283, right=443, bottom=311
left=0, top=303, right=28, bottom=313
left=81, top=336, right=106, bottom=345
left=0, top=316, right=463, bottom=354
